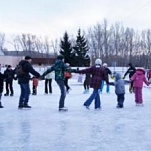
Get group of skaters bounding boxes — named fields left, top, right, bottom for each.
left=0, top=55, right=150, bottom=111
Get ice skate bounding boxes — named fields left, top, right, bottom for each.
left=135, top=103, right=144, bottom=107
left=83, top=89, right=89, bottom=94
left=0, top=102, right=4, bottom=108
left=59, top=107, right=68, bottom=111
left=83, top=104, right=90, bottom=110
left=116, top=105, right=123, bottom=108
left=24, top=103, right=32, bottom=108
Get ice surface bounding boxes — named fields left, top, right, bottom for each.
left=0, top=73, right=151, bottom=151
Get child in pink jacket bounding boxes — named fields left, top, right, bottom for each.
left=131, top=68, right=150, bottom=106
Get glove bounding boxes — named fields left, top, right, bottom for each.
left=72, top=69, right=79, bottom=73
left=110, top=75, right=114, bottom=79
left=123, top=76, right=125, bottom=79
left=39, top=76, right=45, bottom=80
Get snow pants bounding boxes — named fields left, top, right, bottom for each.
left=134, top=87, right=143, bottom=104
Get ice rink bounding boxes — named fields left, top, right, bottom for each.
left=0, top=73, right=151, bottom=151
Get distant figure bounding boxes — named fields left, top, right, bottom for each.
left=15, top=56, right=41, bottom=109
left=109, top=72, right=126, bottom=108
left=83, top=72, right=91, bottom=94
left=123, top=63, right=136, bottom=93
left=0, top=71, right=6, bottom=108
left=99, top=63, right=112, bottom=93
left=76, top=59, right=109, bottom=110
left=147, top=67, right=151, bottom=81
left=64, top=63, right=72, bottom=93
left=4, top=65, right=15, bottom=96
left=32, top=76, right=38, bottom=95
left=131, top=68, right=150, bottom=106
left=44, top=67, right=53, bottom=94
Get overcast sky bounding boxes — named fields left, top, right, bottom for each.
left=1, top=0, right=151, bottom=42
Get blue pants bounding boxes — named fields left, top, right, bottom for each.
left=56, top=80, right=66, bottom=108
left=117, top=93, right=125, bottom=107
left=100, top=80, right=110, bottom=93
left=0, top=93, right=2, bottom=100
left=19, top=83, right=31, bottom=105
left=84, top=89, right=101, bottom=109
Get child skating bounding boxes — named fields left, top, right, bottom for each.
left=130, top=68, right=150, bottom=106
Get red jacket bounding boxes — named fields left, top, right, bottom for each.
left=32, top=77, right=38, bottom=87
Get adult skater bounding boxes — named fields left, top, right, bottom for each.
left=42, top=55, right=75, bottom=111
left=123, top=63, right=136, bottom=93
left=16, top=56, right=41, bottom=109
left=4, top=65, right=15, bottom=96
left=76, top=59, right=109, bottom=110
left=0, top=71, right=6, bottom=108
left=99, top=63, right=112, bottom=93
left=44, top=66, right=53, bottom=94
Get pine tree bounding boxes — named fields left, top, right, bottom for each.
left=73, top=29, right=90, bottom=66
left=60, top=32, right=73, bottom=64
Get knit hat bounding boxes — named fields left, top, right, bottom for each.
left=95, top=59, right=102, bottom=65
left=103, top=63, right=107, bottom=67
left=66, top=63, right=70, bottom=67
left=57, top=55, right=64, bottom=60
left=7, top=65, right=12, bottom=68
left=25, top=55, right=32, bottom=60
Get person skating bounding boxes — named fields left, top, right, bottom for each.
left=130, top=68, right=150, bottom=106
left=99, top=63, right=112, bottom=93
left=76, top=59, right=109, bottom=110
left=64, top=63, right=72, bottom=93
left=44, top=67, right=53, bottom=94
left=32, top=76, right=38, bottom=95
left=0, top=71, right=6, bottom=108
left=109, top=72, right=126, bottom=108
left=42, top=55, right=75, bottom=111
left=123, top=63, right=136, bottom=93
left=15, top=56, right=41, bottom=109
left=4, top=65, right=15, bottom=96
left=83, top=72, right=91, bottom=94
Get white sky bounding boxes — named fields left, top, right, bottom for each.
left=1, top=0, right=151, bottom=44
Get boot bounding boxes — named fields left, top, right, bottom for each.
left=4, top=93, right=9, bottom=96
left=10, top=94, right=14, bottom=96
left=24, top=103, right=32, bottom=108
left=0, top=102, right=4, bottom=108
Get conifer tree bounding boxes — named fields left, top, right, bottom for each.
left=73, top=29, right=90, bottom=66
left=60, top=32, right=73, bottom=64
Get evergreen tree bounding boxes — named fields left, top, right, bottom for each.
left=73, top=29, right=90, bottom=66
left=60, top=32, right=73, bottom=64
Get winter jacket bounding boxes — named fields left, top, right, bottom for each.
left=105, top=67, right=112, bottom=77
left=65, top=71, right=72, bottom=78
left=32, top=77, right=38, bottom=87
left=124, top=66, right=136, bottom=79
left=16, top=60, right=41, bottom=84
left=114, top=73, right=125, bottom=95
left=131, top=68, right=149, bottom=88
left=4, top=68, right=15, bottom=83
left=0, top=72, right=6, bottom=93
left=78, top=65, right=108, bottom=89
left=42, top=59, right=73, bottom=81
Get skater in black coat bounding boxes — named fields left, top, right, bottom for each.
left=4, top=65, right=15, bottom=96
left=0, top=71, right=6, bottom=108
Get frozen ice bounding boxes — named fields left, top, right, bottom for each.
left=0, top=73, right=151, bottom=151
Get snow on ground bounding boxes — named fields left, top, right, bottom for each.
left=0, top=73, right=151, bottom=151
